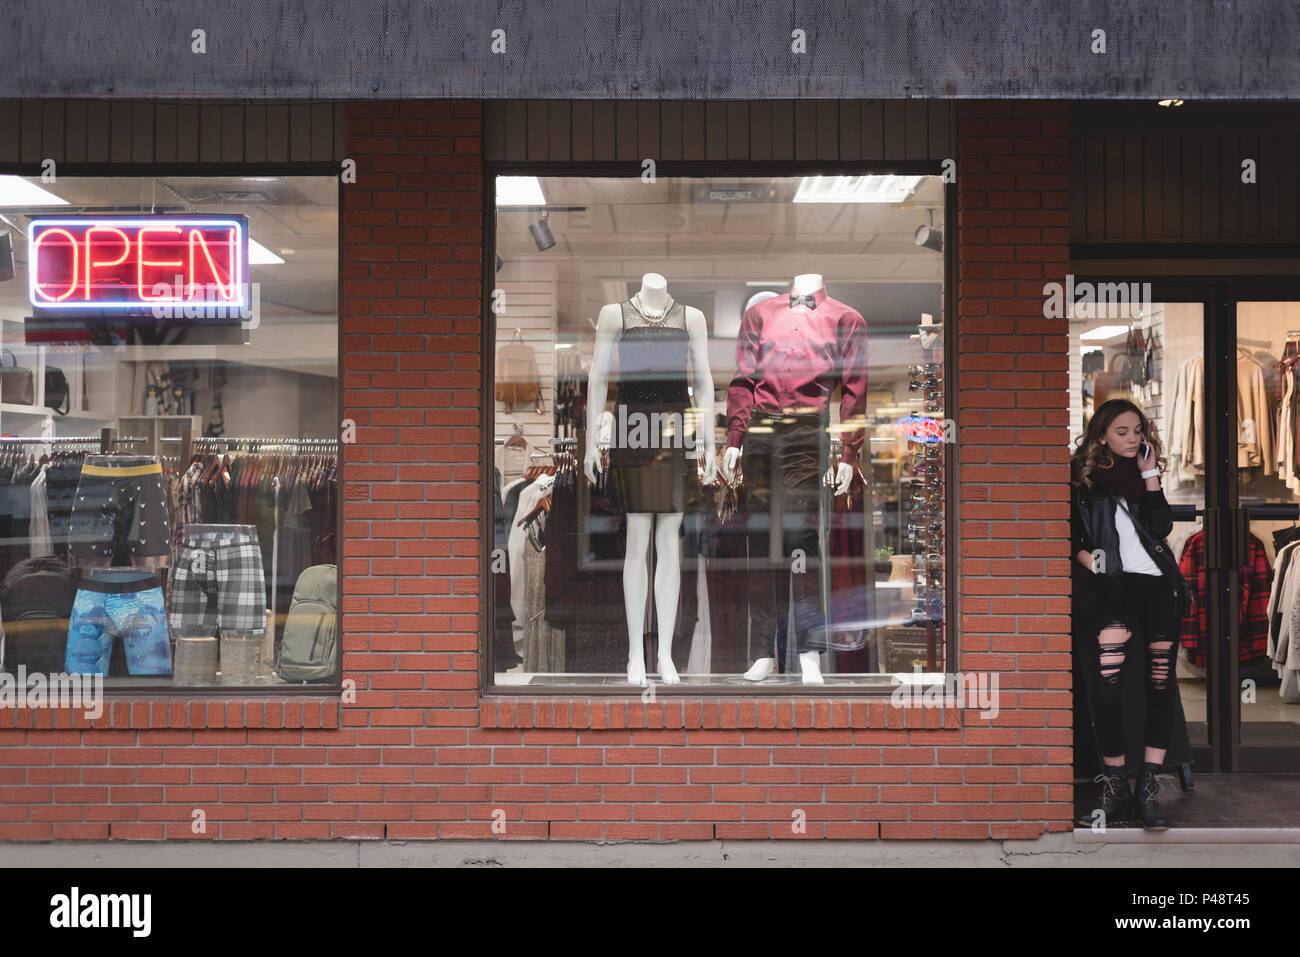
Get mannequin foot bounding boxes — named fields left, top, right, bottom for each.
left=799, top=650, right=824, bottom=685
left=658, top=655, right=681, bottom=684
left=627, top=658, right=647, bottom=686
left=743, top=657, right=775, bottom=682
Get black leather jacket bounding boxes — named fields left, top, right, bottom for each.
left=1070, top=479, right=1189, bottom=617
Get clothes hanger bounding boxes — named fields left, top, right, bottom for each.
left=503, top=423, right=528, bottom=450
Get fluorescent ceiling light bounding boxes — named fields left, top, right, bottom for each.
left=249, top=238, right=284, bottom=265
left=496, top=176, right=546, bottom=207
left=1079, top=325, right=1130, bottom=342
left=0, top=176, right=68, bottom=207
left=793, top=175, right=924, bottom=204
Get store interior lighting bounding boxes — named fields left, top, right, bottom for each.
left=914, top=224, right=943, bottom=252
left=793, top=174, right=924, bottom=204
left=0, top=175, right=67, bottom=207
left=249, top=238, right=285, bottom=265
left=1079, top=324, right=1131, bottom=342
left=497, top=176, right=547, bottom=206
left=529, top=211, right=556, bottom=251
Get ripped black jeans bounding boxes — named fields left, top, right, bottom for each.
left=1091, top=572, right=1180, bottom=756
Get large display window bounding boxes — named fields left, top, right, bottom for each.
left=0, top=173, right=339, bottom=689
left=489, top=172, right=949, bottom=689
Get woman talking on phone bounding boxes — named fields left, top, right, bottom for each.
left=1070, top=398, right=1192, bottom=830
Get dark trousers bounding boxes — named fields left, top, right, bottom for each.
left=1091, top=572, right=1181, bottom=755
left=739, top=413, right=830, bottom=663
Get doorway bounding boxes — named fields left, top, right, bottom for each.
left=1072, top=278, right=1300, bottom=774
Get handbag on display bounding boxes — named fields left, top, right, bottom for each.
left=44, top=365, right=70, bottom=415
left=1123, top=327, right=1152, bottom=388
left=0, top=351, right=34, bottom=406
left=495, top=330, right=545, bottom=413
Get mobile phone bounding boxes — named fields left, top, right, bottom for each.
left=1139, top=440, right=1151, bottom=460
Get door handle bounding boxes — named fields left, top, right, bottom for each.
left=1203, top=507, right=1221, bottom=569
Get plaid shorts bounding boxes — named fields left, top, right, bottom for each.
left=168, top=529, right=266, bottom=638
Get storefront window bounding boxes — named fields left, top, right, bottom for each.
left=0, top=174, right=339, bottom=689
left=490, top=173, right=948, bottom=688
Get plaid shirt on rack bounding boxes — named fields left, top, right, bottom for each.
left=1178, top=531, right=1272, bottom=667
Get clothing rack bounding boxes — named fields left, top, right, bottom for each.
left=0, top=434, right=148, bottom=452
left=189, top=436, right=339, bottom=453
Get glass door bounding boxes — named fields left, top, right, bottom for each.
left=1231, top=298, right=1300, bottom=771
left=1071, top=289, right=1213, bottom=772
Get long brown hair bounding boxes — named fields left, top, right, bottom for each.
left=1071, top=398, right=1167, bottom=487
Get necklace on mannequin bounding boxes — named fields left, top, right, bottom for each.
left=631, top=291, right=674, bottom=323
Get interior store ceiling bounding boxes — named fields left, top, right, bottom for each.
left=495, top=176, right=946, bottom=337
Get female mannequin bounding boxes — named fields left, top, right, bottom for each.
left=585, top=273, right=717, bottom=685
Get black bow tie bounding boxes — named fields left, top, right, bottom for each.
left=790, top=292, right=817, bottom=309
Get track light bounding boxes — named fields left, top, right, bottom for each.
left=914, top=224, right=943, bottom=253
left=529, top=212, right=556, bottom=251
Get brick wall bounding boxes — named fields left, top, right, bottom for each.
left=954, top=100, right=1074, bottom=835
left=0, top=98, right=1074, bottom=841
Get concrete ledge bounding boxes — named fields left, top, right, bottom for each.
left=3, top=835, right=1300, bottom=867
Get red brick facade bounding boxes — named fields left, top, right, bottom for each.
left=0, top=100, right=1074, bottom=841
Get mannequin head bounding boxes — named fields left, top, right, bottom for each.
left=792, top=273, right=824, bottom=295
left=636, top=273, right=668, bottom=309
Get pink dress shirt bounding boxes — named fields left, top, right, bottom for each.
left=725, top=286, right=869, bottom=464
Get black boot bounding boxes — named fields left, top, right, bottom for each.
left=1134, top=762, right=1170, bottom=831
left=1077, top=764, right=1130, bottom=827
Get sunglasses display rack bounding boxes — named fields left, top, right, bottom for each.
left=903, top=361, right=944, bottom=642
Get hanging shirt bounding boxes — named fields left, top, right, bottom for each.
left=1178, top=530, right=1272, bottom=667
left=29, top=464, right=52, bottom=559
left=725, top=286, right=869, bottom=464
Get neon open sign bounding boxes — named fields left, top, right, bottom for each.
left=27, top=216, right=249, bottom=312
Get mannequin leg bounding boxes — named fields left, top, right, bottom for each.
left=623, top=514, right=653, bottom=685
left=653, top=512, right=684, bottom=684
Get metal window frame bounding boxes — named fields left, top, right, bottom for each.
left=480, top=159, right=957, bottom=696
left=0, top=160, right=344, bottom=698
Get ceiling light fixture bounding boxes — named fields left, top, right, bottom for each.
left=793, top=174, right=924, bottom=204
left=0, top=176, right=68, bottom=208
left=1079, top=325, right=1131, bottom=342
left=914, top=224, right=943, bottom=252
left=529, top=212, right=556, bottom=251
left=497, top=176, right=547, bottom=207
left=249, top=238, right=284, bottom=265
left=1157, top=99, right=1185, bottom=108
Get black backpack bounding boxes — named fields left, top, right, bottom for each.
left=0, top=556, right=78, bottom=674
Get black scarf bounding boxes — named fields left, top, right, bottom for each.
left=1089, top=452, right=1146, bottom=502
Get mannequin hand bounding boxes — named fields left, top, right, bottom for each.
left=722, top=446, right=740, bottom=482
left=583, top=444, right=602, bottom=485
left=701, top=447, right=718, bottom=485
left=823, top=461, right=854, bottom=497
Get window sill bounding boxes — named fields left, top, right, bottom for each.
left=0, top=696, right=340, bottom=730
left=480, top=697, right=962, bottom=730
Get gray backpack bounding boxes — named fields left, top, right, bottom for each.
left=276, top=565, right=338, bottom=683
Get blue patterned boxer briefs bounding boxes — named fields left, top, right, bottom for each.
left=64, top=570, right=172, bottom=676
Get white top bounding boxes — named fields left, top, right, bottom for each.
left=1114, top=499, right=1162, bottom=575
